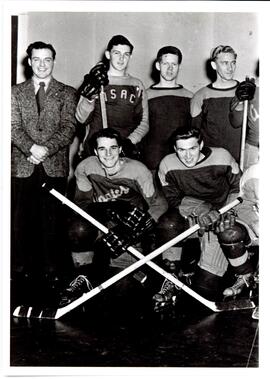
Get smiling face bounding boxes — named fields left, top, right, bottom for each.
left=211, top=52, right=236, bottom=82
left=28, top=48, right=54, bottom=80
left=105, top=44, right=131, bottom=75
left=174, top=137, right=204, bottom=168
left=156, top=53, right=180, bottom=82
left=94, top=137, right=122, bottom=171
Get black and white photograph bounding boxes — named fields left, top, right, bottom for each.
left=1, top=0, right=269, bottom=377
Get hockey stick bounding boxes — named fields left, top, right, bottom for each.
left=100, top=85, right=108, bottom=129
left=239, top=99, right=248, bottom=171
left=13, top=189, right=253, bottom=319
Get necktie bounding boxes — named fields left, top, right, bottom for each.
left=36, top=82, right=46, bottom=113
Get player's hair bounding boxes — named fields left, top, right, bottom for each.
left=210, top=45, right=237, bottom=61
left=26, top=41, right=56, bottom=60
left=156, top=46, right=182, bottom=64
left=106, top=35, right=134, bottom=54
left=173, top=127, right=203, bottom=145
left=92, top=128, right=123, bottom=149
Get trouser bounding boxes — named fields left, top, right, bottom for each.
left=11, top=165, right=71, bottom=278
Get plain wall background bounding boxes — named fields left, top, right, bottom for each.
left=16, top=12, right=258, bottom=92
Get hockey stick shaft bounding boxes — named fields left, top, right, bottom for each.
left=46, top=187, right=242, bottom=312
left=240, top=99, right=248, bottom=171
left=100, top=85, right=108, bottom=129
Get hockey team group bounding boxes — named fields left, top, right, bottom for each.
left=11, top=35, right=259, bottom=320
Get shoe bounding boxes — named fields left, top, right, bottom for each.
left=153, top=274, right=180, bottom=303
left=252, top=306, right=259, bottom=320
left=223, top=273, right=252, bottom=297
left=59, top=275, right=93, bottom=307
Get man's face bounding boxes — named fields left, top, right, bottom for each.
left=212, top=52, right=236, bottom=81
left=156, top=53, right=180, bottom=82
left=105, top=44, right=131, bottom=73
left=28, top=48, right=54, bottom=80
left=174, top=137, right=202, bottom=168
left=94, top=137, right=122, bottom=169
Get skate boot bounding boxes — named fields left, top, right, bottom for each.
left=59, top=275, right=93, bottom=307
left=223, top=273, right=252, bottom=297
left=152, top=274, right=180, bottom=312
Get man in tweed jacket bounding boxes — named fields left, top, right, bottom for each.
left=11, top=41, right=77, bottom=291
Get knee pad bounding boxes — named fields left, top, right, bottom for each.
left=218, top=222, right=251, bottom=259
left=156, top=209, right=188, bottom=245
left=67, top=215, right=98, bottom=252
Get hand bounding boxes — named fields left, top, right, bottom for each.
left=30, top=144, right=49, bottom=160
left=101, top=229, right=129, bottom=259
left=109, top=206, right=156, bottom=242
left=215, top=210, right=237, bottom=233
left=80, top=62, right=109, bottom=100
left=235, top=78, right=256, bottom=102
left=188, top=205, right=220, bottom=236
left=27, top=155, right=42, bottom=164
left=121, top=138, right=141, bottom=160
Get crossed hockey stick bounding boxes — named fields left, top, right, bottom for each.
left=13, top=187, right=254, bottom=319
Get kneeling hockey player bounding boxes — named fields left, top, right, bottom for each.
left=59, top=128, right=166, bottom=307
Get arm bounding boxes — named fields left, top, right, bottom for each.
left=128, top=82, right=149, bottom=144
left=11, top=89, right=35, bottom=156
left=158, top=159, right=185, bottom=209
left=74, top=159, right=94, bottom=209
left=190, top=90, right=203, bottom=130
left=75, top=95, right=96, bottom=124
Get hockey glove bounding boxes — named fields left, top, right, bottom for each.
left=80, top=62, right=109, bottom=100
left=110, top=206, right=156, bottom=243
left=214, top=209, right=237, bottom=233
left=235, top=78, right=256, bottom=102
left=101, top=228, right=130, bottom=259
left=187, top=203, right=220, bottom=236
left=121, top=138, right=141, bottom=160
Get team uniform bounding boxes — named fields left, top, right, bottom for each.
left=71, top=156, right=164, bottom=269
left=141, top=86, right=193, bottom=170
left=191, top=82, right=241, bottom=162
left=76, top=75, right=149, bottom=156
left=157, top=146, right=253, bottom=281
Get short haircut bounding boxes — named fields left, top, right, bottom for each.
left=157, top=46, right=182, bottom=64
left=210, top=45, right=237, bottom=61
left=173, top=127, right=203, bottom=145
left=26, top=41, right=56, bottom=60
left=92, top=128, right=123, bottom=150
left=106, top=35, right=134, bottom=54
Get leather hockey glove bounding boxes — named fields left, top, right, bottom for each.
left=235, top=78, right=256, bottom=102
left=121, top=138, right=141, bottom=160
left=101, top=228, right=130, bottom=259
left=214, top=209, right=237, bottom=234
left=80, top=62, right=109, bottom=100
left=187, top=203, right=220, bottom=236
left=110, top=206, right=156, bottom=242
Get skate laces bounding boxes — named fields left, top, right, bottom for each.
left=233, top=273, right=251, bottom=289
left=67, top=275, right=92, bottom=293
left=158, top=274, right=179, bottom=300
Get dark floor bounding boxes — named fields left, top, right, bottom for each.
left=10, top=272, right=258, bottom=368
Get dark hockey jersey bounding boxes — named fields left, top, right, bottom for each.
left=158, top=146, right=241, bottom=209
left=141, top=85, right=193, bottom=170
left=191, top=82, right=241, bottom=162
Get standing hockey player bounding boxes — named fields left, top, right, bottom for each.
left=141, top=46, right=193, bottom=171
left=191, top=45, right=242, bottom=162
left=75, top=34, right=148, bottom=158
left=153, top=126, right=257, bottom=309
left=59, top=128, right=166, bottom=307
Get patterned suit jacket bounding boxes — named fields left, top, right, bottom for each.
left=11, top=77, right=77, bottom=178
